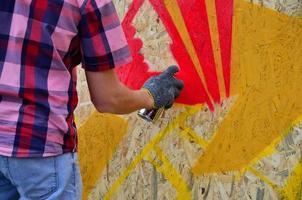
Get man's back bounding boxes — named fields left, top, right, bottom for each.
left=0, top=0, right=130, bottom=157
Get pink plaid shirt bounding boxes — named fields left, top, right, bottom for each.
left=0, top=0, right=131, bottom=157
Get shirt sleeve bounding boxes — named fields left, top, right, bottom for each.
left=78, top=0, right=132, bottom=72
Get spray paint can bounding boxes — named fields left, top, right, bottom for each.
left=138, top=107, right=165, bottom=123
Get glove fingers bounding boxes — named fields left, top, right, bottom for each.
left=174, top=88, right=181, bottom=98
left=165, top=101, right=174, bottom=109
left=143, top=65, right=183, bottom=109
left=173, top=79, right=184, bottom=90
left=163, top=65, right=179, bottom=76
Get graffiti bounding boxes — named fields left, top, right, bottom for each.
left=193, top=0, right=302, bottom=173
left=78, top=113, right=128, bottom=199
left=78, top=0, right=302, bottom=199
left=116, top=0, right=234, bottom=108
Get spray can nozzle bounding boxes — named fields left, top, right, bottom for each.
left=138, top=107, right=165, bottom=123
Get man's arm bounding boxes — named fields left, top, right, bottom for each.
left=86, top=69, right=154, bottom=114
left=79, top=1, right=183, bottom=115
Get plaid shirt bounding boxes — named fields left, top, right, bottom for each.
left=0, top=0, right=131, bottom=157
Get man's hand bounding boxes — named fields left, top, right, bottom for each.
left=142, top=66, right=184, bottom=109
left=85, top=66, right=184, bottom=114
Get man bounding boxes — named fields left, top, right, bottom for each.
left=0, top=0, right=183, bottom=199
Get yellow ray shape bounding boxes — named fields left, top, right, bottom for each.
left=205, top=0, right=226, bottom=98
left=193, top=0, right=302, bottom=174
left=78, top=112, right=128, bottom=200
left=164, top=0, right=213, bottom=103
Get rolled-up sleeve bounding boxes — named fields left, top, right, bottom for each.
left=78, top=0, right=132, bottom=71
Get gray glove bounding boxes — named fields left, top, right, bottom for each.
left=143, top=66, right=184, bottom=109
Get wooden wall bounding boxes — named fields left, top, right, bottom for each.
left=75, top=1, right=302, bottom=199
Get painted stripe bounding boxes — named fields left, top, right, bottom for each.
left=247, top=166, right=281, bottom=192
left=175, top=0, right=221, bottom=103
left=205, top=0, right=226, bottom=98
left=215, top=0, right=233, bottom=97
left=178, top=126, right=209, bottom=148
left=147, top=146, right=191, bottom=200
left=163, top=0, right=215, bottom=105
left=103, top=106, right=202, bottom=200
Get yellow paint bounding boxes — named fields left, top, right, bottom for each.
left=178, top=126, right=209, bottom=148
left=193, top=0, right=302, bottom=174
left=247, top=166, right=281, bottom=192
left=164, top=0, right=213, bottom=104
left=103, top=106, right=202, bottom=200
left=205, top=0, right=226, bottom=98
left=244, top=115, right=302, bottom=172
left=78, top=112, right=128, bottom=200
left=281, top=159, right=302, bottom=200
left=147, top=146, right=191, bottom=200
left=78, top=0, right=302, bottom=198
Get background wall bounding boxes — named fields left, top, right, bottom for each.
left=75, top=0, right=302, bottom=199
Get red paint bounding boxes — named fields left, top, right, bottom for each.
left=117, top=0, right=234, bottom=110
left=215, top=0, right=233, bottom=97
left=148, top=0, right=213, bottom=109
left=176, top=0, right=221, bottom=103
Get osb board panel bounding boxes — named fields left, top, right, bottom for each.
left=132, top=0, right=177, bottom=71
left=75, top=0, right=302, bottom=120
left=75, top=68, right=95, bottom=125
left=82, top=106, right=302, bottom=200
left=75, top=0, right=302, bottom=200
